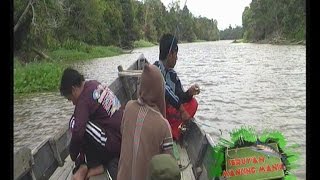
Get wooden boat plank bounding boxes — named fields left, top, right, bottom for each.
left=118, top=66, right=136, bottom=101
left=52, top=126, right=71, bottom=164
left=51, top=146, right=196, bottom=180
left=183, top=121, right=210, bottom=178
left=57, top=162, right=73, bottom=180
left=49, top=156, right=73, bottom=180
left=177, top=144, right=196, bottom=180
left=50, top=156, right=111, bottom=180
left=66, top=170, right=73, bottom=180
left=14, top=147, right=32, bottom=180
left=121, top=69, right=143, bottom=73
left=118, top=71, right=142, bottom=77
left=108, top=78, right=128, bottom=106
left=32, top=140, right=59, bottom=180
left=184, top=120, right=208, bottom=165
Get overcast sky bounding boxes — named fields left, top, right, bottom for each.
left=160, top=0, right=252, bottom=30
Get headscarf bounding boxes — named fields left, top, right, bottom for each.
left=138, top=64, right=166, bottom=118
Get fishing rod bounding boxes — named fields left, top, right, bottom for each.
left=166, top=0, right=202, bottom=93
left=168, top=0, right=188, bottom=55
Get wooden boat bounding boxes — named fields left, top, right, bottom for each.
left=14, top=54, right=222, bottom=180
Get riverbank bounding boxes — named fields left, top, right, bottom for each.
left=14, top=40, right=156, bottom=95
left=232, top=38, right=306, bottom=45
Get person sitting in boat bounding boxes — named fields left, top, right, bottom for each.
left=60, top=68, right=123, bottom=180
left=154, top=33, right=200, bottom=141
left=117, top=64, right=174, bottom=180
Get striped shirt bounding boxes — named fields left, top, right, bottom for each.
left=154, top=60, right=193, bottom=109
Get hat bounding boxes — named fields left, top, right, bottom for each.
left=148, top=154, right=181, bottom=180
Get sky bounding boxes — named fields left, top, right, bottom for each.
left=160, top=0, right=252, bottom=30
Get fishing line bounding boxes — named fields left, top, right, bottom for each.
left=166, top=0, right=188, bottom=59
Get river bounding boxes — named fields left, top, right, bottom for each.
left=14, top=40, right=306, bottom=179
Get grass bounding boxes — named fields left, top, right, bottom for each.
left=48, top=45, right=123, bottom=62
left=15, top=39, right=168, bottom=95
left=193, top=39, right=207, bottom=42
left=14, top=45, right=124, bottom=94
left=133, top=40, right=156, bottom=48
left=232, top=39, right=245, bottom=43
left=14, top=61, right=65, bottom=94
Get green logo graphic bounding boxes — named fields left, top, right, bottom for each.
left=208, top=126, right=300, bottom=180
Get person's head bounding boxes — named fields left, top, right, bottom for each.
left=139, top=64, right=166, bottom=117
left=60, top=67, right=85, bottom=105
left=159, top=33, right=178, bottom=69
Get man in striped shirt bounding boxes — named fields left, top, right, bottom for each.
left=60, top=68, right=123, bottom=180
left=154, top=33, right=200, bottom=141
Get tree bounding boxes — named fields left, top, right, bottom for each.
left=102, top=0, right=124, bottom=46
left=120, top=0, right=135, bottom=49
left=242, top=0, right=305, bottom=42
left=14, top=0, right=66, bottom=61
left=219, top=25, right=243, bottom=40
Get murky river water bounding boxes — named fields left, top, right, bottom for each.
left=14, top=40, right=306, bottom=179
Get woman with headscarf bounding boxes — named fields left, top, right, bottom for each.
left=117, top=64, right=174, bottom=180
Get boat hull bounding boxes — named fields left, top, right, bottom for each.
left=14, top=54, right=218, bottom=180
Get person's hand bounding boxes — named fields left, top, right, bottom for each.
left=179, top=105, right=191, bottom=122
left=188, top=84, right=200, bottom=96
left=85, top=165, right=104, bottom=180
left=72, top=164, right=88, bottom=180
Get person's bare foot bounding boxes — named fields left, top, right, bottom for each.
left=72, top=164, right=88, bottom=180
left=86, top=165, right=104, bottom=179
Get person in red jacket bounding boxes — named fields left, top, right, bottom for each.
left=60, top=67, right=123, bottom=180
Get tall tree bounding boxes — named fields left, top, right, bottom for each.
left=120, top=0, right=135, bottom=49
left=180, top=6, right=196, bottom=42
left=220, top=25, right=243, bottom=40
left=242, top=0, right=305, bottom=42
left=102, top=0, right=124, bottom=46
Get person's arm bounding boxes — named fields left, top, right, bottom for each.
left=160, top=119, right=174, bottom=155
left=166, top=71, right=192, bottom=121
left=161, top=137, right=174, bottom=155
left=164, top=83, right=182, bottom=109
left=69, top=99, right=90, bottom=161
left=154, top=61, right=183, bottom=110
left=120, top=101, right=132, bottom=135
left=166, top=70, right=191, bottom=109
left=173, top=73, right=193, bottom=104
